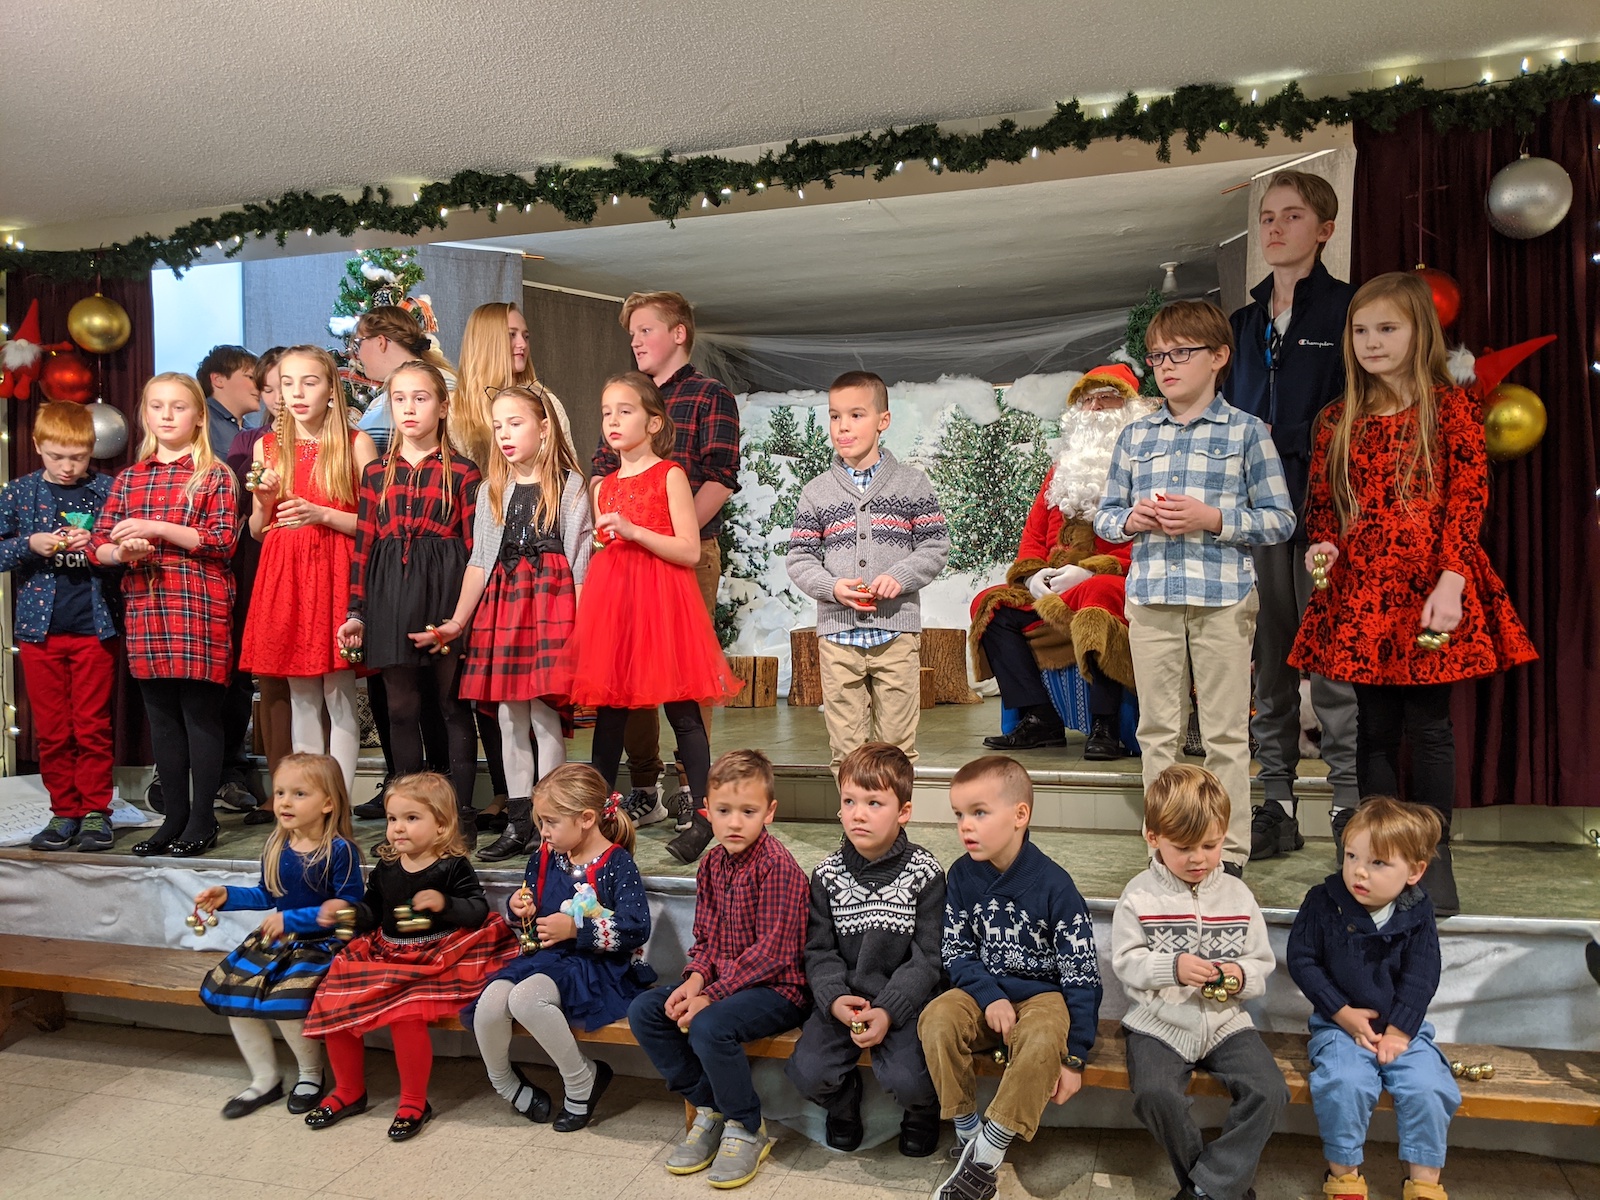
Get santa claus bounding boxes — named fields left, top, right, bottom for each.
left=969, top=364, right=1155, bottom=757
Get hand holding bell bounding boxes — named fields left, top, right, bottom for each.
left=1416, top=630, right=1451, bottom=652
left=1311, top=552, right=1330, bottom=591
left=184, top=904, right=219, bottom=936
left=393, top=903, right=433, bottom=934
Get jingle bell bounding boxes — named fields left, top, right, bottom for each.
left=207, top=913, right=219, bottom=927
left=993, top=1050, right=1008, bottom=1065
left=1450, top=1061, right=1466, bottom=1078
left=850, top=1021, right=866, bottom=1035
left=1479, top=1063, right=1495, bottom=1080
left=1311, top=553, right=1330, bottom=591
left=184, top=914, right=199, bottom=929
left=1465, top=1065, right=1482, bottom=1082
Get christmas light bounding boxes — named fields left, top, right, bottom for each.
left=413, top=192, right=420, bottom=201
left=756, top=181, right=766, bottom=189
left=701, top=197, right=709, bottom=208
left=1250, top=89, right=1258, bottom=102
left=797, top=188, right=805, bottom=200
left=894, top=161, right=903, bottom=172
left=1030, top=146, right=1038, bottom=158
left=610, top=194, right=619, bottom=204
left=720, top=187, right=732, bottom=195
left=440, top=207, right=449, bottom=217
left=1522, top=58, right=1530, bottom=73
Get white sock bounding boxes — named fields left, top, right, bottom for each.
left=969, top=1118, right=1016, bottom=1169
left=276, top=1018, right=323, bottom=1088
left=228, top=1017, right=280, bottom=1098
left=1275, top=797, right=1296, bottom=817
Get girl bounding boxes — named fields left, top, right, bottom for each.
left=337, top=361, right=482, bottom=835
left=92, top=373, right=239, bottom=857
left=570, top=372, right=739, bottom=864
left=466, top=763, right=654, bottom=1130
left=1290, top=272, right=1536, bottom=915
left=429, top=384, right=592, bottom=861
left=196, top=753, right=362, bottom=1117
left=238, top=346, right=378, bottom=798
left=303, top=773, right=518, bottom=1141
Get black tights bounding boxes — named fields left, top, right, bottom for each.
left=592, top=702, right=709, bottom=804
left=382, top=658, right=478, bottom=817
left=1351, top=681, right=1455, bottom=826
left=140, top=677, right=226, bottom=843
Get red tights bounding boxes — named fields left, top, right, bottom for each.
left=323, top=1019, right=433, bottom=1119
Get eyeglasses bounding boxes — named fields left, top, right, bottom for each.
left=1144, top=346, right=1208, bottom=366
left=350, top=335, right=370, bottom=353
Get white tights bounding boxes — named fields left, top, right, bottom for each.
left=228, top=1016, right=322, bottom=1099
left=288, top=673, right=358, bottom=797
left=497, top=699, right=565, bottom=798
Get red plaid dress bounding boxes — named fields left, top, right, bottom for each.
left=90, top=455, right=238, bottom=684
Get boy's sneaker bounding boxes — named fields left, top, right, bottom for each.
left=217, top=782, right=256, bottom=812
left=666, top=1107, right=725, bottom=1175
left=623, top=787, right=670, bottom=827
left=1249, top=803, right=1304, bottom=860
left=670, top=786, right=695, bottom=831
left=1323, top=1172, right=1368, bottom=1199
left=666, top=811, right=715, bottom=864
left=75, top=811, right=114, bottom=852
left=934, top=1138, right=999, bottom=1200
left=1401, top=1180, right=1447, bottom=1200
left=707, top=1119, right=773, bottom=1189
left=30, top=816, right=79, bottom=851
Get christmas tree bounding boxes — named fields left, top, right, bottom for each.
left=930, top=391, right=1052, bottom=573
left=1120, top=286, right=1164, bottom=397
left=325, top=247, right=434, bottom=412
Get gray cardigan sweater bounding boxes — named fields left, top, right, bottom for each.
left=785, top=449, right=949, bottom=639
left=468, top=470, right=593, bottom=583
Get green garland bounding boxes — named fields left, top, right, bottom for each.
left=7, top=59, right=1598, bottom=282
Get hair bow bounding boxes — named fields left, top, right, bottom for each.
left=603, top=792, right=621, bottom=818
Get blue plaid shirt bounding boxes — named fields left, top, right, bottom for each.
left=823, top=454, right=897, bottom=648
left=1094, top=394, right=1295, bottom=607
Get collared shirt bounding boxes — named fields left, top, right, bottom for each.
left=206, top=397, right=246, bottom=463
left=1094, top=393, right=1295, bottom=607
left=842, top=455, right=883, bottom=491
left=348, top=450, right=481, bottom=619
left=684, top=829, right=810, bottom=1007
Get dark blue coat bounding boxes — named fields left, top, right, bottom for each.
left=0, top=470, right=118, bottom=642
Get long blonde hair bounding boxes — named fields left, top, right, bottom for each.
left=534, top=763, right=636, bottom=856
left=375, top=772, right=470, bottom=862
left=378, top=361, right=462, bottom=521
left=137, top=373, right=223, bottom=498
left=452, top=302, right=541, bottom=466
left=271, top=346, right=358, bottom=508
left=484, top=384, right=580, bottom=530
left=262, top=753, right=359, bottom=896
left=1323, top=272, right=1452, bottom=533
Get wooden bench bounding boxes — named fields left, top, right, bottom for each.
left=3, top=934, right=1596, bottom=1128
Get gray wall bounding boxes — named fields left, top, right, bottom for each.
left=523, top=284, right=635, bottom=474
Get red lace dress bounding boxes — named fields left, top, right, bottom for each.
left=570, top=460, right=739, bottom=707
left=1290, top=388, right=1536, bottom=685
left=238, top=432, right=361, bottom=678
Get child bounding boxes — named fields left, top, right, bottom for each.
left=628, top=749, right=808, bottom=1189
left=337, top=360, right=482, bottom=835
left=433, top=383, right=593, bottom=862
left=0, top=402, right=118, bottom=851
left=920, top=755, right=1101, bottom=1200
left=303, top=772, right=519, bottom=1140
left=786, top=372, right=949, bottom=777
left=238, top=345, right=378, bottom=798
left=196, top=753, right=363, bottom=1117
left=1112, top=764, right=1285, bottom=1200
left=91, top=373, right=240, bottom=857
left=1291, top=272, right=1536, bottom=915
left=571, top=372, right=740, bottom=865
left=1288, top=797, right=1460, bottom=1200
left=1094, top=301, right=1296, bottom=872
left=784, top=742, right=945, bottom=1157
left=467, top=763, right=655, bottom=1130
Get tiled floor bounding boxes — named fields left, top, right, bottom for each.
left=1, top=1022, right=1595, bottom=1200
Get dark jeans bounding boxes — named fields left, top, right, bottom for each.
left=1351, top=681, right=1455, bottom=822
left=139, top=677, right=227, bottom=843
left=981, top=604, right=1122, bottom=719
left=628, top=985, right=805, bottom=1131
left=785, top=1006, right=938, bottom=1114
left=594, top=701, right=709, bottom=803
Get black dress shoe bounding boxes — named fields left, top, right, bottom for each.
left=982, top=712, right=1068, bottom=751
left=387, top=1101, right=434, bottom=1141
left=169, top=827, right=219, bottom=858
left=352, top=796, right=387, bottom=821
left=221, top=1082, right=283, bottom=1119
left=1082, top=716, right=1123, bottom=761
left=242, top=806, right=276, bottom=826
left=898, top=1106, right=940, bottom=1158
left=512, top=1064, right=552, bottom=1123
left=1222, top=861, right=1244, bottom=880
left=478, top=825, right=535, bottom=862
left=666, top=811, right=714, bottom=864
left=823, top=1068, right=864, bottom=1152
left=286, top=1080, right=328, bottom=1115
left=131, top=832, right=178, bottom=857
left=553, top=1060, right=612, bottom=1132
left=305, top=1093, right=369, bottom=1129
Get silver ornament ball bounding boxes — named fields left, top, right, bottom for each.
left=1486, top=155, right=1573, bottom=239
left=89, top=401, right=130, bottom=459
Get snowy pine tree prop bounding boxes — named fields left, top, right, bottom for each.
left=325, top=247, right=433, bottom=412
left=930, top=391, right=1051, bottom=574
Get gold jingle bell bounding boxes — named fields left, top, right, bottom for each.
left=1479, top=1063, right=1495, bottom=1080
left=1311, top=552, right=1330, bottom=591
left=394, top=903, right=432, bottom=934
left=992, top=1049, right=1008, bottom=1065
left=67, top=293, right=133, bottom=354
left=849, top=1021, right=866, bottom=1035
left=244, top=464, right=266, bottom=492
left=332, top=906, right=357, bottom=941
left=339, top=644, right=364, bottom=664
left=1450, top=1061, right=1466, bottom=1078
left=1465, top=1065, right=1483, bottom=1082
left=1416, top=630, right=1450, bottom=652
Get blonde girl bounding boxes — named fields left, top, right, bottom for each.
left=450, top=301, right=559, bottom=469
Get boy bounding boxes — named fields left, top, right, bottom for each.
left=628, top=749, right=809, bottom=1189
left=786, top=371, right=949, bottom=776
left=920, top=755, right=1102, bottom=1200
left=785, top=742, right=945, bottom=1157
left=1229, top=170, right=1359, bottom=861
left=1113, top=764, right=1286, bottom=1200
left=1288, top=798, right=1459, bottom=1200
left=1094, top=301, right=1295, bottom=873
left=0, top=403, right=119, bottom=851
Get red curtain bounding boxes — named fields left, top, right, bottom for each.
left=1352, top=98, right=1600, bottom=807
left=6, top=272, right=154, bottom=768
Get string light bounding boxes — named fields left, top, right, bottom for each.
left=1521, top=57, right=1530, bottom=73
left=755, top=181, right=766, bottom=189
left=610, top=194, right=619, bottom=204
left=1250, top=89, right=1258, bottom=102
left=701, top=197, right=709, bottom=208
left=412, top=192, right=420, bottom=201
left=894, top=161, right=903, bottom=172
left=439, top=207, right=449, bottom=217
left=797, top=187, right=805, bottom=200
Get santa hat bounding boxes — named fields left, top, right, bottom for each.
left=1066, top=363, right=1141, bottom=407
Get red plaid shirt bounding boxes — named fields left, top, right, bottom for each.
left=91, top=455, right=238, bottom=683
left=348, top=451, right=481, bottom=618
left=685, top=829, right=809, bottom=1006
left=591, top=363, right=741, bottom=538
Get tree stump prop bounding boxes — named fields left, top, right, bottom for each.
left=920, top=628, right=982, bottom=704
left=919, top=668, right=937, bottom=710
left=727, top=657, right=779, bottom=708
left=789, top=627, right=823, bottom=708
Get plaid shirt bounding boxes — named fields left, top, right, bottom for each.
left=91, top=456, right=238, bottom=683
left=591, top=363, right=741, bottom=539
left=684, top=829, right=810, bottom=1007
left=348, top=451, right=482, bottom=618
left=1094, top=394, right=1295, bottom=607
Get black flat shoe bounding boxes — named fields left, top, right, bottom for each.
left=477, top=826, right=535, bottom=862
left=221, top=1082, right=283, bottom=1119
left=169, top=828, right=219, bottom=858
left=512, top=1065, right=552, bottom=1123
left=305, top=1093, right=368, bottom=1129
left=286, top=1080, right=328, bottom=1115
left=387, top=1101, right=434, bottom=1141
left=131, top=833, right=178, bottom=857
left=552, top=1060, right=612, bottom=1132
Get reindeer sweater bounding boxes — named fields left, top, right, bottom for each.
left=941, top=835, right=1102, bottom=1063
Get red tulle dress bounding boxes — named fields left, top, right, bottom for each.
left=570, top=459, right=740, bottom=707
left=238, top=432, right=360, bottom=678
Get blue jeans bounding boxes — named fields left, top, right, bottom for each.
left=1307, top=1015, right=1460, bottom=1169
left=628, top=985, right=805, bottom=1132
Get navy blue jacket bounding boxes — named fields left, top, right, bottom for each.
left=0, top=470, right=119, bottom=643
left=1287, top=872, right=1440, bottom=1038
left=1228, top=261, right=1356, bottom=535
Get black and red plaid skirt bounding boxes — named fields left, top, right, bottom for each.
left=458, top=553, right=576, bottom=705
left=302, top=915, right=520, bottom=1038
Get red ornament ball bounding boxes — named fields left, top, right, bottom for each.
left=39, top=352, right=95, bottom=404
left=1412, top=266, right=1461, bottom=329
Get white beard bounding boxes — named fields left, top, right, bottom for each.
left=1046, top=402, right=1150, bottom=520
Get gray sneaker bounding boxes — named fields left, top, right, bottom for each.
left=665, top=1107, right=725, bottom=1175
left=707, top=1119, right=773, bottom=1189
left=75, top=811, right=115, bottom=852
left=623, top=787, right=670, bottom=828
left=670, top=786, right=696, bottom=832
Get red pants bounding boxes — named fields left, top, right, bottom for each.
left=18, top=634, right=116, bottom=818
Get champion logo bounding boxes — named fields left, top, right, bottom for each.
left=1298, top=338, right=1335, bottom=348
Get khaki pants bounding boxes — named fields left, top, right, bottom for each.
left=1126, top=592, right=1259, bottom=864
left=816, top=632, right=921, bottom=777
left=623, top=538, right=723, bottom=789
left=918, top=988, right=1071, bottom=1140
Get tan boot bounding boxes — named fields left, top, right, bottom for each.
left=1402, top=1181, right=1448, bottom=1200
left=1323, top=1173, right=1368, bottom=1199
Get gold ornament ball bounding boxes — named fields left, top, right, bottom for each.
left=67, top=293, right=132, bottom=354
left=1483, top=384, right=1547, bottom=462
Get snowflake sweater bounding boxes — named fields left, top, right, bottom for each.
left=804, top=832, right=946, bottom=1029
left=785, top=449, right=949, bottom=639
left=942, top=835, right=1102, bottom=1063
left=1111, top=857, right=1276, bottom=1062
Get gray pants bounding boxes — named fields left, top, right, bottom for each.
left=785, top=1006, right=939, bottom=1114
left=1249, top=542, right=1359, bottom=806
left=1126, top=1028, right=1287, bottom=1200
